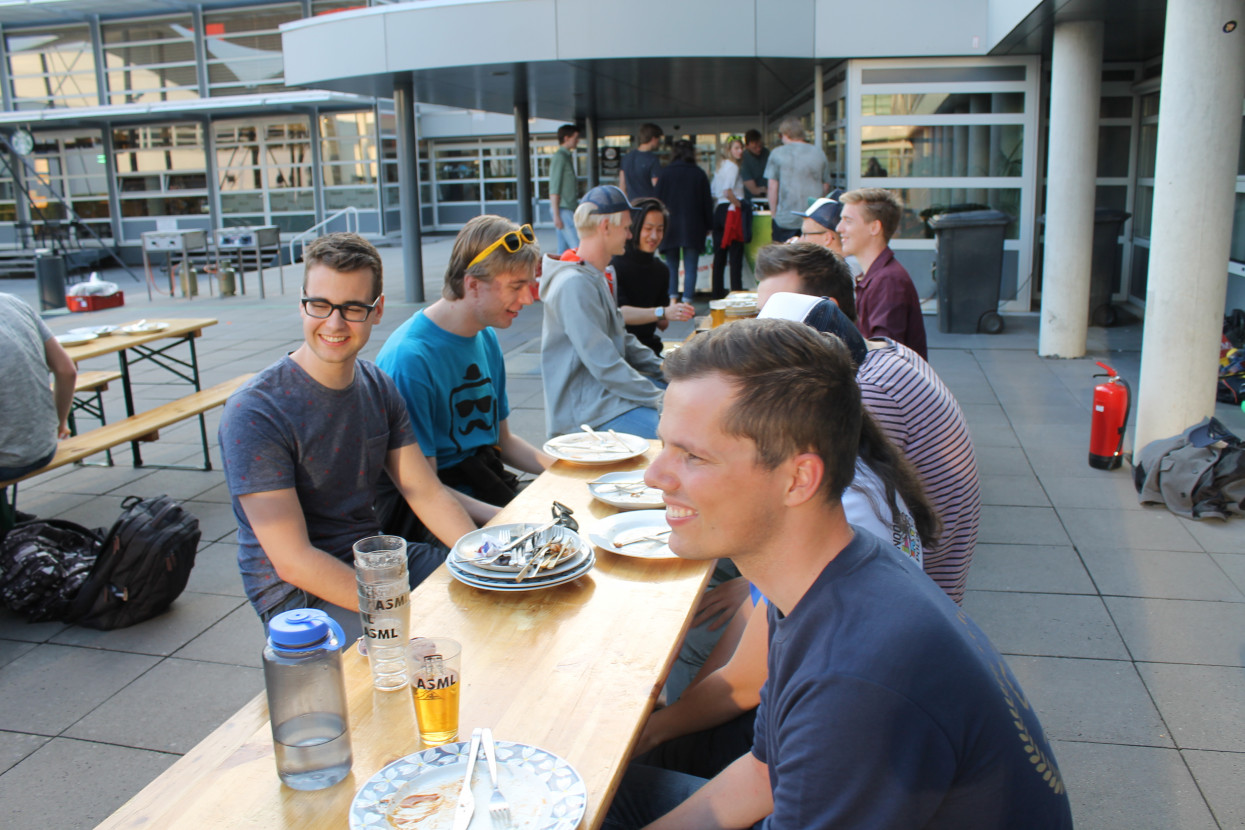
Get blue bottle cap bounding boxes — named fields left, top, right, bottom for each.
left=267, top=608, right=336, bottom=651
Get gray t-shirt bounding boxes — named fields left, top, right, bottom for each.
left=0, top=293, right=57, bottom=470
left=764, top=142, right=832, bottom=229
left=219, top=355, right=416, bottom=614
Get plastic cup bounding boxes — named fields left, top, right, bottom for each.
left=408, top=637, right=462, bottom=746
left=354, top=535, right=410, bottom=691
left=709, top=300, right=728, bottom=327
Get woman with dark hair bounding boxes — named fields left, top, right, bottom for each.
left=655, top=139, right=714, bottom=303
left=611, top=198, right=695, bottom=356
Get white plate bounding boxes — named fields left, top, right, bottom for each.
left=451, top=545, right=589, bottom=581
left=349, top=739, right=586, bottom=830
left=451, top=524, right=589, bottom=575
left=588, top=471, right=665, bottom=510
left=542, top=431, right=648, bottom=466
left=447, top=554, right=595, bottom=592
left=118, top=321, right=169, bottom=334
left=66, top=325, right=118, bottom=337
left=588, top=510, right=678, bottom=559
left=55, top=332, right=97, bottom=346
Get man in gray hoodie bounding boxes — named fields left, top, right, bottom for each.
left=540, top=185, right=665, bottom=438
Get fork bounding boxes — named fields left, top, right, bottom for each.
left=482, top=727, right=511, bottom=828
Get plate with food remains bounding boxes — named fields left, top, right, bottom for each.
left=349, top=739, right=586, bottom=830
left=55, top=332, right=97, bottom=346
left=588, top=471, right=665, bottom=510
left=588, top=510, right=678, bottom=560
left=118, top=321, right=169, bottom=335
left=542, top=431, right=648, bottom=465
left=66, top=325, right=118, bottom=337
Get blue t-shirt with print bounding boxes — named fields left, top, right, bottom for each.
left=753, top=528, right=1072, bottom=828
left=375, top=310, right=510, bottom=470
left=219, top=356, right=416, bottom=615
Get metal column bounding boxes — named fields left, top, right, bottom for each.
left=585, top=115, right=599, bottom=188
left=514, top=65, right=533, bottom=226
left=394, top=77, right=425, bottom=303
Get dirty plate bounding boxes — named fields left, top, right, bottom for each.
left=55, top=332, right=97, bottom=346
left=588, top=471, right=665, bottom=510
left=118, top=321, right=169, bottom=334
left=542, top=431, right=648, bottom=466
left=350, top=739, right=586, bottom=830
left=66, top=325, right=118, bottom=337
left=589, top=510, right=678, bottom=560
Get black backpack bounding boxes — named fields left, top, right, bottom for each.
left=67, top=495, right=201, bottom=630
left=0, top=519, right=101, bottom=622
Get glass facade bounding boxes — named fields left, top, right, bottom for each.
left=7, top=25, right=98, bottom=110
left=102, top=17, right=198, bottom=105
left=215, top=117, right=316, bottom=233
left=203, top=3, right=299, bottom=96
left=114, top=123, right=209, bottom=217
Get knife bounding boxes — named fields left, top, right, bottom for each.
left=452, top=727, right=483, bottom=830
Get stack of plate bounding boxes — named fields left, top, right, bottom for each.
left=448, top=523, right=595, bottom=592
left=542, top=431, right=648, bottom=465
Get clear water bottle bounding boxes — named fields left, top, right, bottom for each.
left=263, top=609, right=353, bottom=790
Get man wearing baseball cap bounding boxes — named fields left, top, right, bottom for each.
left=540, top=185, right=665, bottom=439
left=796, top=191, right=863, bottom=278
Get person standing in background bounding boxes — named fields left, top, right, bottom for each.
left=548, top=124, right=581, bottom=255
left=738, top=128, right=769, bottom=205
left=619, top=123, right=664, bottom=201
left=709, top=137, right=750, bottom=298
left=764, top=117, right=832, bottom=243
left=656, top=139, right=714, bottom=303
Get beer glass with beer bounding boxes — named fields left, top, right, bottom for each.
left=408, top=637, right=461, bottom=746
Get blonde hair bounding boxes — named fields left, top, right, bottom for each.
left=442, top=215, right=539, bottom=301
left=573, top=202, right=627, bottom=235
left=720, top=138, right=744, bottom=163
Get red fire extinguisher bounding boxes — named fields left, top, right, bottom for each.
left=1089, top=361, right=1131, bottom=470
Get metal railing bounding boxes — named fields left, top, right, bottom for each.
left=288, top=206, right=360, bottom=264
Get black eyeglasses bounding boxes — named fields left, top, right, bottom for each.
left=300, top=294, right=379, bottom=322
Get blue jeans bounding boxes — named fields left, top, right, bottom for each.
left=0, top=447, right=55, bottom=482
left=555, top=208, right=579, bottom=254
left=602, top=764, right=709, bottom=830
left=598, top=406, right=661, bottom=440
left=664, top=247, right=701, bottom=302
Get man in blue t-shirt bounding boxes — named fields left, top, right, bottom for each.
left=219, top=233, right=477, bottom=637
left=604, top=319, right=1071, bottom=829
left=376, top=216, right=552, bottom=534
left=618, top=123, right=663, bottom=201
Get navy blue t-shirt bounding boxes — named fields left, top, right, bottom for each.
left=753, top=528, right=1073, bottom=829
left=219, top=356, right=416, bottom=614
left=620, top=149, right=661, bottom=200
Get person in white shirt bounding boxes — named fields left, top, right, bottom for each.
left=710, top=137, right=749, bottom=298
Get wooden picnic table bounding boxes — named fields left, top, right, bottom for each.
left=97, top=445, right=712, bottom=830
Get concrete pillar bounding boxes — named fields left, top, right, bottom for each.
left=308, top=109, right=325, bottom=226
left=1037, top=20, right=1103, bottom=358
left=813, top=65, right=824, bottom=151
left=1134, top=0, right=1245, bottom=451
left=584, top=114, right=599, bottom=188
left=514, top=100, right=533, bottom=226
left=394, top=78, right=425, bottom=303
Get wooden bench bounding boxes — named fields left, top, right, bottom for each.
left=2, top=374, right=253, bottom=493
left=67, top=369, right=126, bottom=468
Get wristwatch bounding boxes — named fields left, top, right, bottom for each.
left=654, top=306, right=665, bottom=319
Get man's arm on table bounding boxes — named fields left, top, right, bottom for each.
left=497, top=418, right=553, bottom=475
left=44, top=335, right=77, bottom=439
left=238, top=489, right=360, bottom=611
left=644, top=753, right=773, bottom=830
left=389, top=442, right=483, bottom=537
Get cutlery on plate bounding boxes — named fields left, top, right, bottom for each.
left=452, top=728, right=483, bottom=830
left=613, top=527, right=673, bottom=547
left=482, top=728, right=512, bottom=828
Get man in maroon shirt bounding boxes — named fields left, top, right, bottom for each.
left=837, top=188, right=928, bottom=360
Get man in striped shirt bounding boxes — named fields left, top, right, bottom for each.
left=755, top=243, right=981, bottom=602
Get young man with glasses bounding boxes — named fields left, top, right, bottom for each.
left=375, top=216, right=553, bottom=538
left=219, top=233, right=477, bottom=638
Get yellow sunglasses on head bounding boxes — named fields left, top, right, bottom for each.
left=468, top=224, right=536, bottom=268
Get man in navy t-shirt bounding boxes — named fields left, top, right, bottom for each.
left=606, top=319, right=1071, bottom=829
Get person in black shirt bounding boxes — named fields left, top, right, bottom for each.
left=612, top=198, right=695, bottom=356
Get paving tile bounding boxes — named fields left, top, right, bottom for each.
left=962, top=591, right=1129, bottom=659
left=1181, top=750, right=1245, bottom=829
left=1080, top=548, right=1245, bottom=601
left=117, top=467, right=225, bottom=501
left=49, top=592, right=242, bottom=657
left=1006, top=655, right=1171, bottom=746
left=65, top=657, right=263, bottom=753
left=184, top=541, right=246, bottom=598
left=0, top=644, right=158, bottom=734
left=997, top=402, right=1087, bottom=427
left=17, top=463, right=159, bottom=498
left=1011, top=422, right=1088, bottom=452
left=1041, top=472, right=1145, bottom=510
left=175, top=605, right=265, bottom=667
left=977, top=474, right=1049, bottom=506
left=53, top=493, right=129, bottom=531
left=1105, top=597, right=1245, bottom=666
left=507, top=406, right=549, bottom=444
left=1212, top=553, right=1245, bottom=597
left=0, top=731, right=48, bottom=774
left=971, top=445, right=1032, bottom=477
left=977, top=505, right=1071, bottom=546
left=0, top=609, right=70, bottom=644
left=1177, top=516, right=1245, bottom=554
left=1058, top=507, right=1201, bottom=552
left=1136, top=662, right=1245, bottom=752
left=0, top=737, right=176, bottom=830
left=0, top=638, right=36, bottom=669
left=189, top=480, right=235, bottom=504
left=190, top=498, right=243, bottom=543
left=959, top=402, right=1009, bottom=429
left=1050, top=740, right=1217, bottom=830
left=966, top=544, right=1094, bottom=594
left=3, top=488, right=93, bottom=519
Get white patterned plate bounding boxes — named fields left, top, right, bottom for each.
left=588, top=510, right=678, bottom=560
left=588, top=471, right=665, bottom=510
left=451, top=524, right=589, bottom=575
left=349, top=739, right=586, bottom=830
left=542, top=431, right=648, bottom=465
left=446, top=553, right=595, bottom=592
